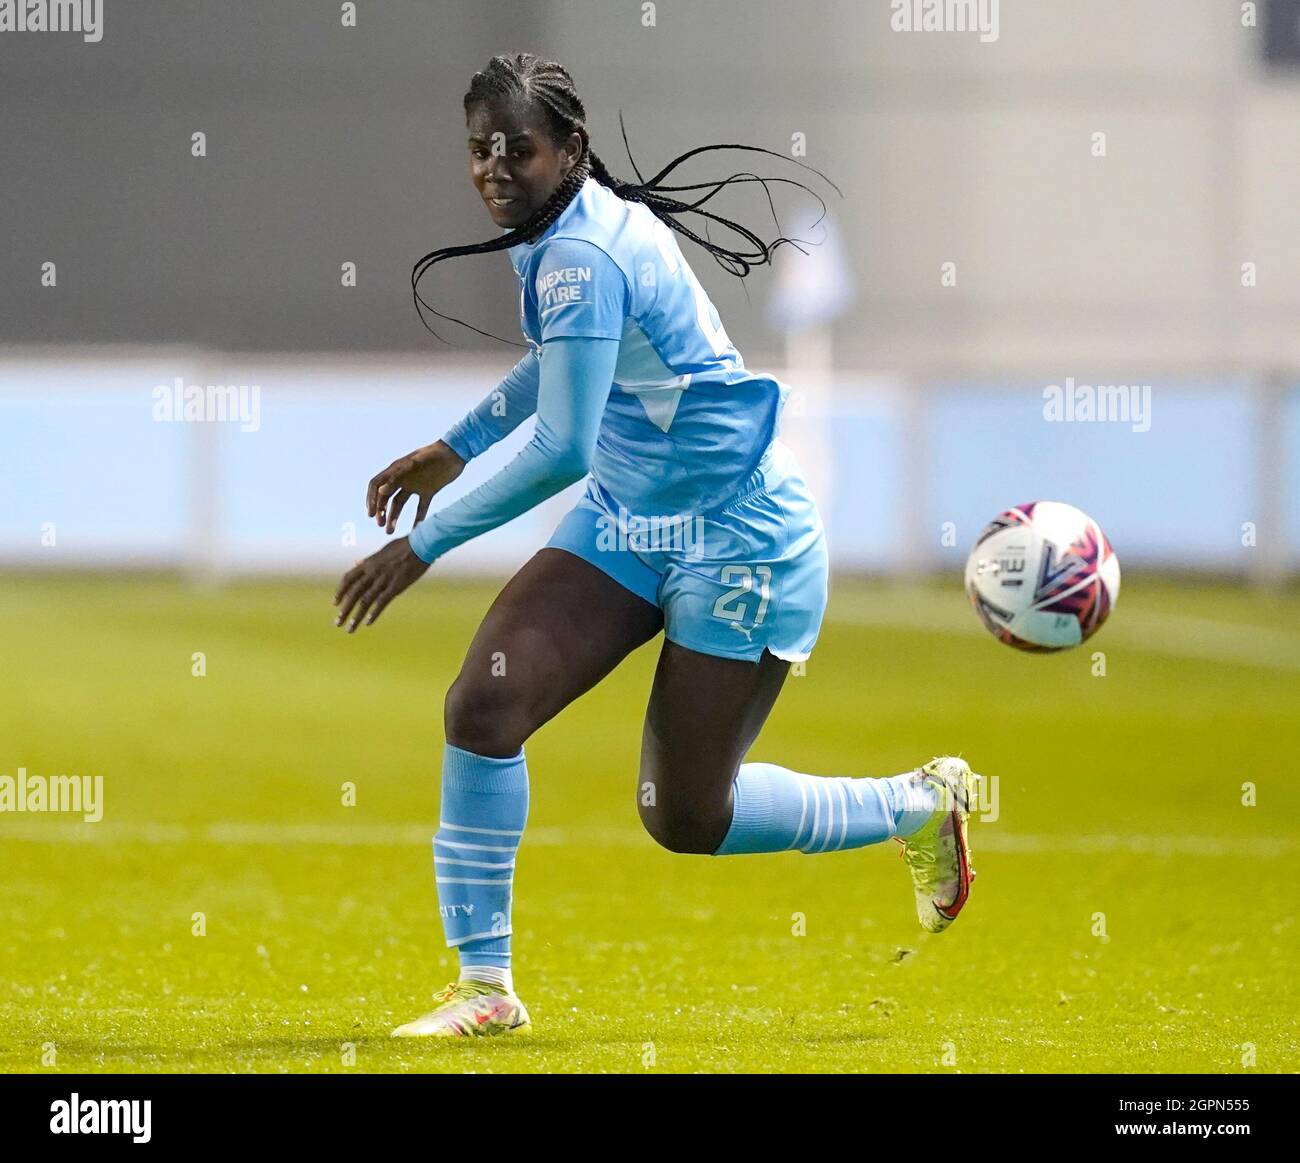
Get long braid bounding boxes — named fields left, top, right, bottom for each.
left=412, top=52, right=840, bottom=343
left=411, top=155, right=591, bottom=344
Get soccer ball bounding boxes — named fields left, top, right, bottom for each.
left=964, top=501, right=1120, bottom=652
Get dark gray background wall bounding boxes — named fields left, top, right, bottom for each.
left=1, top=1, right=552, bottom=351
left=3, top=1, right=1298, bottom=370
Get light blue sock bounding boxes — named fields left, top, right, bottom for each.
left=433, top=742, right=528, bottom=968
left=713, top=762, right=937, bottom=855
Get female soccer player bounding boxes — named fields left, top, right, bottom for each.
left=333, top=53, right=980, bottom=1038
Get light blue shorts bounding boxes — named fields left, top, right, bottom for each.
left=544, top=439, right=829, bottom=663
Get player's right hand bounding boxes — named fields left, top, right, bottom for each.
left=367, top=440, right=466, bottom=534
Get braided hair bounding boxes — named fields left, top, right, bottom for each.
left=411, top=51, right=841, bottom=344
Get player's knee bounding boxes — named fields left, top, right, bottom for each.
left=636, top=782, right=730, bottom=855
left=443, top=678, right=529, bottom=758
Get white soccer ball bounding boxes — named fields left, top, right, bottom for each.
left=964, top=501, right=1120, bottom=652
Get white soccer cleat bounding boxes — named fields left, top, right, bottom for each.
left=391, top=981, right=532, bottom=1038
left=894, top=756, right=980, bottom=933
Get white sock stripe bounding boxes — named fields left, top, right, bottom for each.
left=805, top=782, right=819, bottom=852
left=808, top=780, right=823, bottom=852
left=835, top=779, right=849, bottom=851
left=790, top=777, right=809, bottom=852
left=434, top=856, right=515, bottom=870
left=433, top=838, right=515, bottom=853
left=811, top=779, right=832, bottom=852
left=437, top=820, right=524, bottom=838
left=869, top=779, right=895, bottom=835
left=435, top=876, right=513, bottom=885
left=460, top=966, right=514, bottom=989
left=446, top=930, right=512, bottom=947
left=819, top=781, right=838, bottom=853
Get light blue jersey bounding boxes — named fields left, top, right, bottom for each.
left=409, top=173, right=827, bottom=663
left=507, top=175, right=789, bottom=518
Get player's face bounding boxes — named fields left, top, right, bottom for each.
left=467, top=99, right=582, bottom=230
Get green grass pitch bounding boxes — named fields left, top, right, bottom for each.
left=1, top=572, right=1297, bottom=1073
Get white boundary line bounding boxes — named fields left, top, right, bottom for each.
left=0, top=820, right=1290, bottom=858
left=826, top=597, right=1300, bottom=673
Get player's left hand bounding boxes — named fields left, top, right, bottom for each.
left=333, top=537, right=430, bottom=632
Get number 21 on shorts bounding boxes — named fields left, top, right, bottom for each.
left=711, top=564, right=772, bottom=640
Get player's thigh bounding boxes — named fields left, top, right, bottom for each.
left=445, top=547, right=663, bottom=757
left=638, top=640, right=790, bottom=853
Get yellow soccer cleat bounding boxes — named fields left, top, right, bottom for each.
left=894, top=756, right=980, bottom=933
left=391, top=980, right=532, bottom=1038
